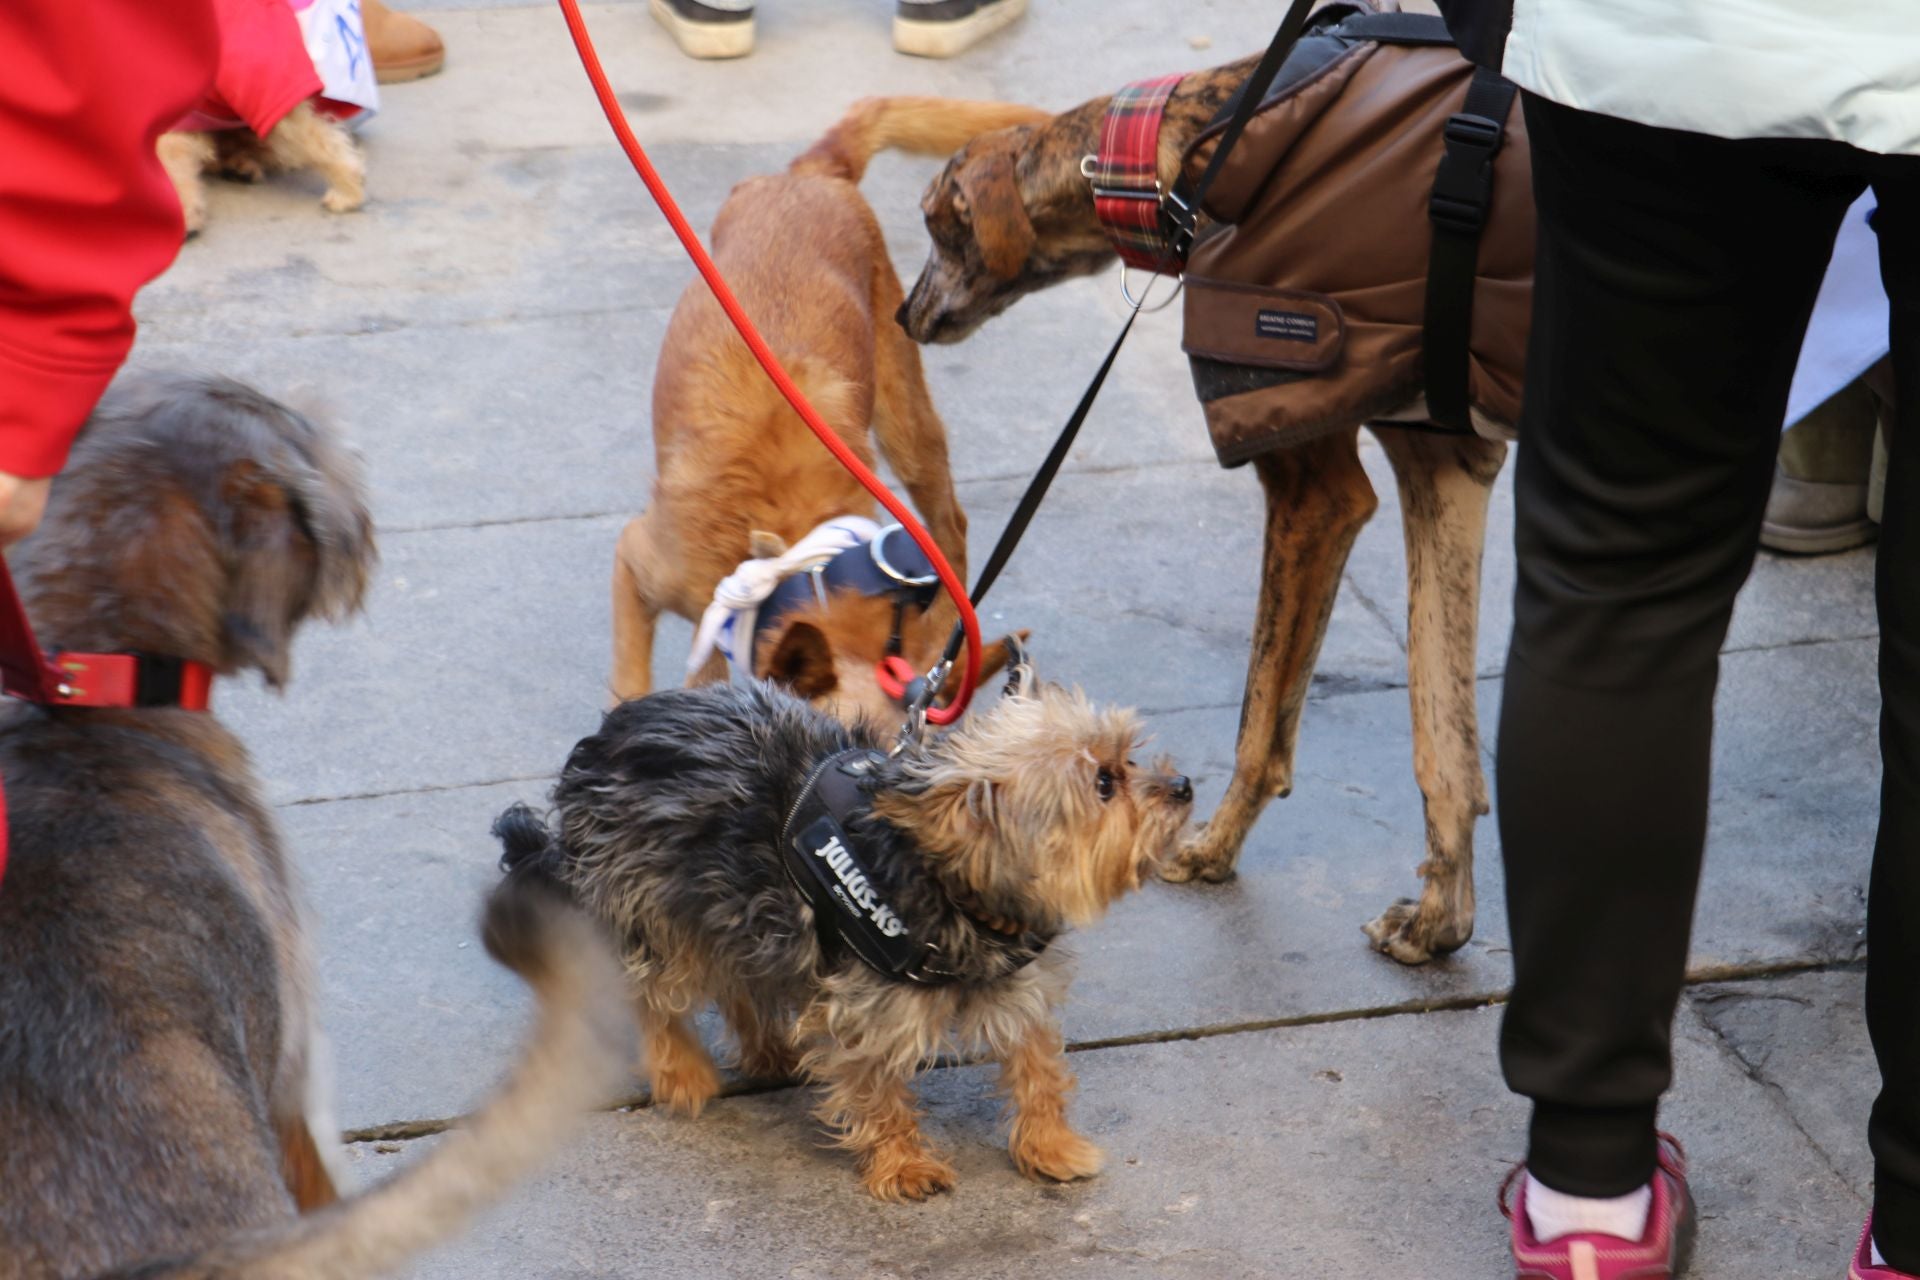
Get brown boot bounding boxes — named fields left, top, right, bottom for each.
left=364, top=0, right=445, bottom=84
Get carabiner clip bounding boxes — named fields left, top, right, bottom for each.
left=891, top=659, right=951, bottom=755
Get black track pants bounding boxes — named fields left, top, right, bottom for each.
left=1498, top=94, right=1920, bottom=1264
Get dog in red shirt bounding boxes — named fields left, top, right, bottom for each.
left=158, top=0, right=366, bottom=234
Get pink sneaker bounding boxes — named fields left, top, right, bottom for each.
left=1501, top=1133, right=1697, bottom=1279
left=1853, top=1216, right=1920, bottom=1279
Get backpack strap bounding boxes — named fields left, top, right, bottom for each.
left=1421, top=64, right=1519, bottom=430
left=1324, top=11, right=1457, bottom=45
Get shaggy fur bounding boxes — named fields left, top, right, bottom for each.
left=0, top=373, right=627, bottom=1279
left=498, top=664, right=1191, bottom=1201
left=159, top=101, right=367, bottom=236
left=610, top=97, right=1048, bottom=723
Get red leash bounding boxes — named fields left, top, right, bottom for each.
left=554, top=0, right=981, bottom=725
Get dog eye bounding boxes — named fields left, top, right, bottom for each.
left=1095, top=768, right=1115, bottom=801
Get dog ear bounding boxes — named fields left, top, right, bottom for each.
left=748, top=529, right=789, bottom=559
left=998, top=634, right=1036, bottom=699
left=764, top=619, right=839, bottom=700
left=958, top=144, right=1035, bottom=279
left=217, top=445, right=374, bottom=688
left=937, top=630, right=1031, bottom=704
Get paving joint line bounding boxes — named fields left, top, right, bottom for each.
left=281, top=773, right=554, bottom=807
left=341, top=953, right=1860, bottom=1146
left=1687, top=981, right=1868, bottom=1203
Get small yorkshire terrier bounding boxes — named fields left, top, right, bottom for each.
left=496, top=658, right=1192, bottom=1201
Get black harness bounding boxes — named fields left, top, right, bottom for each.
left=751, top=524, right=942, bottom=662
left=778, top=747, right=1051, bottom=986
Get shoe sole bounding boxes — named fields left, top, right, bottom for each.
left=1758, top=516, right=1878, bottom=555
left=893, top=0, right=1027, bottom=57
left=650, top=0, right=755, bottom=58
left=374, top=52, right=445, bottom=84
left=1674, top=1192, right=1698, bottom=1277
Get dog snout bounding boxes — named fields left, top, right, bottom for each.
left=1156, top=774, right=1193, bottom=806
left=895, top=299, right=911, bottom=331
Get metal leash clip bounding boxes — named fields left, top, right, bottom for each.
left=892, top=658, right=950, bottom=756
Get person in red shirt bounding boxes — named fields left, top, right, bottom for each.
left=0, top=1, right=220, bottom=547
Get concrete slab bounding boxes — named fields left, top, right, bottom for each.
left=1691, top=969, right=1878, bottom=1203
left=218, top=515, right=622, bottom=806
left=350, top=1001, right=1864, bottom=1280
left=285, top=782, right=546, bottom=1129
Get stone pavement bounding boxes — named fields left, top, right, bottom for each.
left=132, top=2, right=1884, bottom=1275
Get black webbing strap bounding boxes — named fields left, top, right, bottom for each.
left=1324, top=11, right=1455, bottom=45
left=1422, top=64, right=1518, bottom=430
left=929, top=0, right=1321, bottom=678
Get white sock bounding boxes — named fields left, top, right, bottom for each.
left=1525, top=1173, right=1654, bottom=1243
left=1873, top=1235, right=1888, bottom=1268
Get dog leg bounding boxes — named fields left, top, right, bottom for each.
left=277, top=1115, right=343, bottom=1210
left=802, top=1005, right=954, bottom=1202
left=610, top=514, right=666, bottom=703
left=996, top=1016, right=1101, bottom=1183
left=636, top=997, right=720, bottom=1117
left=157, top=132, right=216, bottom=235
left=871, top=298, right=969, bottom=579
left=722, top=990, right=797, bottom=1080
left=1162, top=428, right=1377, bottom=883
left=266, top=101, right=366, bottom=214
left=1361, top=429, right=1506, bottom=964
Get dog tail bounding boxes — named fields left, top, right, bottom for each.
left=132, top=880, right=628, bottom=1280
left=791, top=96, right=1049, bottom=183
left=493, top=801, right=570, bottom=892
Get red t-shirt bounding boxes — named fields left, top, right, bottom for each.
left=0, top=1, right=220, bottom=477
left=178, top=0, right=323, bottom=135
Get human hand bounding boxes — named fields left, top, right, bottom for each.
left=0, top=475, right=52, bottom=548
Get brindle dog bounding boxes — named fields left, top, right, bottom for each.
left=0, top=373, right=628, bottom=1279
left=893, top=68, right=1508, bottom=966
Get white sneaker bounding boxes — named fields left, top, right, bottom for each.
left=893, top=0, right=1027, bottom=58
left=650, top=0, right=755, bottom=59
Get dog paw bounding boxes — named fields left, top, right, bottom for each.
left=321, top=188, right=366, bottom=214
left=1158, top=827, right=1238, bottom=884
left=862, top=1147, right=956, bottom=1203
left=1012, top=1128, right=1104, bottom=1183
left=649, top=1055, right=721, bottom=1117
left=1361, top=898, right=1471, bottom=966
left=221, top=158, right=265, bottom=182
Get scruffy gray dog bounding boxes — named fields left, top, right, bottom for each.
left=496, top=663, right=1191, bottom=1201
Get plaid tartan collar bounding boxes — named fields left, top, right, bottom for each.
left=1087, top=73, right=1188, bottom=272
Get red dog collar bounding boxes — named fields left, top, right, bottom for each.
left=1088, top=72, right=1189, bottom=272
left=45, top=653, right=215, bottom=711
left=0, top=561, right=215, bottom=892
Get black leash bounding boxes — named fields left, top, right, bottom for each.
left=905, top=0, right=1320, bottom=718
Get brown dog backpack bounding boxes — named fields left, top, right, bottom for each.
left=1175, top=2, right=1533, bottom=465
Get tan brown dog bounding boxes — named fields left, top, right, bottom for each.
left=611, top=97, right=1049, bottom=725
left=893, top=66, right=1511, bottom=965
left=159, top=101, right=367, bottom=236
left=0, top=373, right=627, bottom=1279
left=498, top=657, right=1192, bottom=1202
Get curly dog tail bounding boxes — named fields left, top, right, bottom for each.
left=492, top=802, right=571, bottom=895
left=116, top=879, right=627, bottom=1280
left=791, top=96, right=1050, bottom=184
